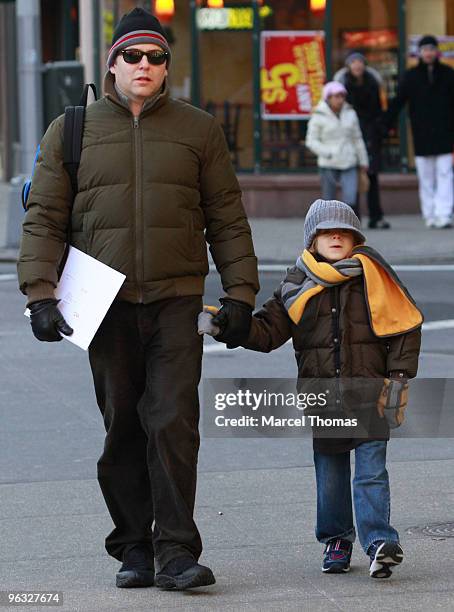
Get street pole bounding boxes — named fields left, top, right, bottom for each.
left=63, top=0, right=76, bottom=60
left=16, top=0, right=43, bottom=175
left=252, top=0, right=262, bottom=174
left=323, top=0, right=333, bottom=80
left=0, top=2, right=17, bottom=181
left=113, top=0, right=119, bottom=27
left=79, top=0, right=95, bottom=84
left=189, top=0, right=200, bottom=108
left=398, top=0, right=408, bottom=173
left=92, top=0, right=101, bottom=93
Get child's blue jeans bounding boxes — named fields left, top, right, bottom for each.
left=313, top=440, right=399, bottom=554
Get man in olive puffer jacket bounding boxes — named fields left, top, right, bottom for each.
left=17, top=8, right=259, bottom=591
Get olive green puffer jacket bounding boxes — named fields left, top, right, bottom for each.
left=18, top=74, right=259, bottom=306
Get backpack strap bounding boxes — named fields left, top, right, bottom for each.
left=59, top=83, right=97, bottom=277
left=63, top=105, right=85, bottom=196
left=63, top=83, right=97, bottom=197
left=22, top=83, right=98, bottom=212
left=79, top=83, right=97, bottom=107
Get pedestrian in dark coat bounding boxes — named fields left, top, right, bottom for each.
left=384, top=35, right=454, bottom=228
left=17, top=7, right=259, bottom=591
left=203, top=199, right=423, bottom=579
left=335, top=52, right=391, bottom=229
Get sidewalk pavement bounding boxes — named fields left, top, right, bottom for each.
left=3, top=457, right=454, bottom=612
left=1, top=224, right=454, bottom=611
left=246, top=215, right=454, bottom=264
left=2, top=215, right=453, bottom=266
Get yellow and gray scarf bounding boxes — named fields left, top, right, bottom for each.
left=281, top=246, right=423, bottom=337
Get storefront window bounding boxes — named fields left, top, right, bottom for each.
left=407, top=0, right=454, bottom=47
left=260, top=0, right=325, bottom=171
left=332, top=0, right=399, bottom=171
left=101, top=0, right=454, bottom=176
left=196, top=0, right=255, bottom=170
left=405, top=0, right=454, bottom=168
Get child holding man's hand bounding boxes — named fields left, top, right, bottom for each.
left=199, top=199, right=423, bottom=578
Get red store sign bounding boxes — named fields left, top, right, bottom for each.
left=261, top=31, right=326, bottom=120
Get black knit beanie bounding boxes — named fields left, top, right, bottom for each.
left=107, top=7, right=171, bottom=68
left=418, top=35, right=438, bottom=48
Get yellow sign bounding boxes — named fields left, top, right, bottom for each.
left=197, top=7, right=272, bottom=31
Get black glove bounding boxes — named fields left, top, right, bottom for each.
left=211, top=297, right=253, bottom=348
left=29, top=299, right=73, bottom=342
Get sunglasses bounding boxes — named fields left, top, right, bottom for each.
left=120, top=49, right=169, bottom=65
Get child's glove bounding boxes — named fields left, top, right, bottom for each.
left=376, top=374, right=409, bottom=428
left=198, top=306, right=220, bottom=336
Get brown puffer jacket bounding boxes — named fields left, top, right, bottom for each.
left=18, top=73, right=259, bottom=306
left=243, top=265, right=422, bottom=453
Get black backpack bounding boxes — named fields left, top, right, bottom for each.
left=21, top=83, right=97, bottom=276
left=21, top=83, right=97, bottom=210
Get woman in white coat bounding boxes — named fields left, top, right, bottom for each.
left=306, top=81, right=369, bottom=215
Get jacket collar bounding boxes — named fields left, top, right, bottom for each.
left=103, top=71, right=170, bottom=116
left=316, top=99, right=352, bottom=117
left=417, top=58, right=440, bottom=72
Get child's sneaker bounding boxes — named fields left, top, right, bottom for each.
left=368, top=541, right=403, bottom=578
left=322, top=539, right=353, bottom=573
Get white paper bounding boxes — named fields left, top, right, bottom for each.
left=26, top=247, right=126, bottom=351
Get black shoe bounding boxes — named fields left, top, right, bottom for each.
left=368, top=219, right=391, bottom=229
left=116, top=544, right=155, bottom=588
left=155, top=556, right=216, bottom=591
left=369, top=541, right=403, bottom=579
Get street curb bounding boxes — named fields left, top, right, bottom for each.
left=0, top=251, right=18, bottom=263
left=251, top=257, right=454, bottom=266
left=3, top=255, right=454, bottom=266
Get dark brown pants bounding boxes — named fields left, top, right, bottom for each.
left=88, top=296, right=203, bottom=570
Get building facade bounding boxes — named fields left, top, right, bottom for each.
left=1, top=0, right=453, bottom=216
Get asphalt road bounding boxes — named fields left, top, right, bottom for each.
left=1, top=265, right=453, bottom=611
left=1, top=264, right=453, bottom=480
left=204, top=268, right=454, bottom=324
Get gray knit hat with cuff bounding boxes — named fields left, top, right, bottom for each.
left=303, top=199, right=366, bottom=249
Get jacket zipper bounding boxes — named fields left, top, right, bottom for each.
left=133, top=115, right=144, bottom=303
left=331, top=286, right=342, bottom=409
left=331, top=286, right=341, bottom=376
